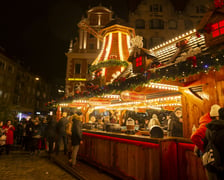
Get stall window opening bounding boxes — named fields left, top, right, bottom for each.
left=136, top=56, right=142, bottom=67
left=212, top=20, right=224, bottom=38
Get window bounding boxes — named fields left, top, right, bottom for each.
left=196, top=5, right=206, bottom=13
left=75, top=64, right=81, bottom=74
left=184, top=20, right=193, bottom=30
left=211, top=20, right=224, bottom=38
left=150, top=4, right=162, bottom=12
left=89, top=34, right=95, bottom=39
left=135, top=19, right=145, bottom=29
left=149, top=19, right=164, bottom=29
left=168, top=20, right=177, bottom=29
left=7, top=65, right=13, bottom=73
left=89, top=43, right=94, bottom=49
left=0, top=61, right=5, bottom=70
left=136, top=56, right=142, bottom=67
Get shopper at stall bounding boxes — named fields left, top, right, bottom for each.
left=45, top=115, right=57, bottom=159
left=31, top=120, right=41, bottom=155
left=191, top=104, right=221, bottom=155
left=66, top=114, right=74, bottom=159
left=203, top=107, right=224, bottom=180
left=148, top=114, right=161, bottom=130
left=2, top=120, right=15, bottom=154
left=169, top=107, right=183, bottom=137
left=55, top=112, right=69, bottom=155
left=70, top=113, right=83, bottom=168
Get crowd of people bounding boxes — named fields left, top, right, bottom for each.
left=0, top=112, right=83, bottom=168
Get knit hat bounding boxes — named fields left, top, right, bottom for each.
left=174, top=107, right=182, bottom=112
left=152, top=114, right=158, bottom=119
left=210, top=104, right=221, bottom=117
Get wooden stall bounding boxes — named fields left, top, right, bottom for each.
left=78, top=130, right=207, bottom=180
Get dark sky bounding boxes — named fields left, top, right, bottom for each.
left=1, top=0, right=183, bottom=82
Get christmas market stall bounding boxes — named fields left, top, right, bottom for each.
left=56, top=6, right=224, bottom=180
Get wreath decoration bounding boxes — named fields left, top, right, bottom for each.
left=89, top=59, right=129, bottom=72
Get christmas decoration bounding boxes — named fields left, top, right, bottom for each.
left=89, top=59, right=128, bottom=72
left=65, top=49, right=224, bottom=100
left=214, top=0, right=224, bottom=8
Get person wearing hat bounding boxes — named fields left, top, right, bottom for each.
left=69, top=113, right=83, bottom=168
left=169, top=107, right=183, bottom=137
left=148, top=114, right=161, bottom=130
left=191, top=104, right=221, bottom=156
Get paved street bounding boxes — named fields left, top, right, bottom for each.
left=0, top=150, right=77, bottom=180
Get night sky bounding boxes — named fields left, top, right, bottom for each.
left=1, top=0, right=184, bottom=82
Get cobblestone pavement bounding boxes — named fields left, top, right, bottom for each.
left=0, top=150, right=77, bottom=180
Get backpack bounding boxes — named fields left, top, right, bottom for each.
left=202, top=129, right=222, bottom=172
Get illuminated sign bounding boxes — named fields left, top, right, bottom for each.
left=68, top=78, right=87, bottom=81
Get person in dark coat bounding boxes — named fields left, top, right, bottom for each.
left=169, top=107, right=183, bottom=137
left=204, top=107, right=224, bottom=180
left=55, top=112, right=69, bottom=155
left=31, top=120, right=41, bottom=155
left=70, top=114, right=83, bottom=167
left=45, top=115, right=57, bottom=158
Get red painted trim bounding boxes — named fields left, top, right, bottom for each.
left=178, top=142, right=194, bottom=151
left=83, top=132, right=159, bottom=148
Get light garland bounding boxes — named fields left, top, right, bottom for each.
left=145, top=95, right=181, bottom=103
left=144, top=82, right=179, bottom=91
left=150, top=29, right=196, bottom=51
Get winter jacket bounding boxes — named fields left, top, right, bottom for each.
left=56, top=117, right=69, bottom=136
left=191, top=113, right=212, bottom=152
left=205, top=120, right=224, bottom=166
left=71, top=119, right=82, bottom=146
left=170, top=113, right=183, bottom=137
left=45, top=118, right=57, bottom=140
left=2, top=125, right=15, bottom=145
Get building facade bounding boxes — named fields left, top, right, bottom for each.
left=0, top=48, right=51, bottom=121
left=128, top=0, right=211, bottom=48
left=65, top=6, right=114, bottom=96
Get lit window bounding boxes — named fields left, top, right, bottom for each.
left=136, top=56, right=142, bottom=67
left=212, top=20, right=224, bottom=38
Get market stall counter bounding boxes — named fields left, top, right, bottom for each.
left=78, top=129, right=207, bottom=180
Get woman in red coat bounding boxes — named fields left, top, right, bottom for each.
left=3, top=120, right=15, bottom=154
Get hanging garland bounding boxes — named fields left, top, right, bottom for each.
left=89, top=59, right=128, bottom=72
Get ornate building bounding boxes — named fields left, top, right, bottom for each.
left=128, top=0, right=212, bottom=48
left=65, top=6, right=114, bottom=96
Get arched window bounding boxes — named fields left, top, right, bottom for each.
left=150, top=4, right=162, bottom=12
left=149, top=19, right=164, bottom=29
left=184, top=20, right=193, bottom=30
left=168, top=20, right=177, bottom=29
left=135, top=19, right=145, bottom=29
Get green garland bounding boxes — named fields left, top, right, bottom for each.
left=89, top=59, right=128, bottom=72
